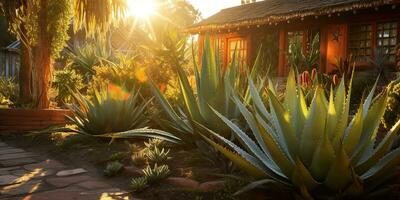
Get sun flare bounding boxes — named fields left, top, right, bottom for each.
left=127, top=0, right=156, bottom=19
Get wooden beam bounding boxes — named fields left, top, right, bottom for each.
left=278, top=29, right=287, bottom=76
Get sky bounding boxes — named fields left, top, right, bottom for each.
left=188, top=0, right=241, bottom=18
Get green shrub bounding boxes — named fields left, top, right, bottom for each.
left=383, top=79, right=400, bottom=129
left=0, top=76, right=18, bottom=107
left=146, top=146, right=170, bottom=164
left=53, top=68, right=84, bottom=105
left=66, top=42, right=112, bottom=75
left=202, top=70, right=400, bottom=198
left=130, top=177, right=149, bottom=191
left=287, top=34, right=320, bottom=71
left=142, top=164, right=170, bottom=183
left=103, top=161, right=123, bottom=177
left=67, top=84, right=179, bottom=142
left=108, top=152, right=129, bottom=162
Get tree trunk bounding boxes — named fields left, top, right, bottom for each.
left=18, top=41, right=33, bottom=104
left=32, top=0, right=51, bottom=109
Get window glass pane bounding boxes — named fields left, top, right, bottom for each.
left=376, top=22, right=398, bottom=63
left=349, top=24, right=372, bottom=61
left=228, top=38, right=247, bottom=67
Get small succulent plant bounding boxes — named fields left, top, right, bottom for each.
left=131, top=151, right=147, bottom=165
left=146, top=146, right=170, bottom=163
left=108, top=152, right=128, bottom=162
left=130, top=177, right=149, bottom=192
left=142, top=164, right=170, bottom=183
left=144, top=138, right=164, bottom=150
left=103, top=161, right=123, bottom=177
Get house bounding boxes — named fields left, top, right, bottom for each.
left=0, top=41, right=20, bottom=78
left=188, top=0, right=400, bottom=76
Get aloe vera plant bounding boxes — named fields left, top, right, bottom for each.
left=150, top=36, right=263, bottom=145
left=202, top=69, right=400, bottom=197
left=67, top=84, right=179, bottom=143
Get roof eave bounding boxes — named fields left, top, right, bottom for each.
left=186, top=0, right=396, bottom=34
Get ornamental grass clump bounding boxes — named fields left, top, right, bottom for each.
left=150, top=36, right=263, bottom=146
left=67, top=84, right=179, bottom=143
left=202, top=69, right=400, bottom=198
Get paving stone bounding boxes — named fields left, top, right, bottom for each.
left=198, top=180, right=225, bottom=192
left=0, top=153, right=38, bottom=161
left=0, top=142, right=7, bottom=147
left=10, top=169, right=28, bottom=176
left=0, top=157, right=38, bottom=167
left=0, top=180, right=47, bottom=197
left=56, top=168, right=87, bottom=177
left=10, top=168, right=55, bottom=183
left=165, top=177, right=200, bottom=189
left=77, top=180, right=111, bottom=190
left=0, top=175, right=20, bottom=186
left=46, top=175, right=92, bottom=187
left=24, top=159, right=66, bottom=171
left=0, top=166, right=20, bottom=171
left=0, top=148, right=25, bottom=155
left=0, top=166, right=20, bottom=175
left=19, top=187, right=132, bottom=200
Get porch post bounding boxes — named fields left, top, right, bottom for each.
left=278, top=29, right=286, bottom=76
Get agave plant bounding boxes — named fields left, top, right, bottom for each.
left=67, top=84, right=179, bottom=143
left=202, top=70, right=400, bottom=198
left=150, top=36, right=263, bottom=146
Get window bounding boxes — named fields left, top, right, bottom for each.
left=348, top=24, right=372, bottom=61
left=287, top=30, right=304, bottom=53
left=377, top=22, right=398, bottom=63
left=228, top=38, right=247, bottom=66
left=213, top=38, right=225, bottom=64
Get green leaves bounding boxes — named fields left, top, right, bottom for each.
left=151, top=35, right=262, bottom=146
left=68, top=85, right=179, bottom=143
left=202, top=68, right=400, bottom=198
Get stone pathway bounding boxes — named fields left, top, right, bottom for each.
left=0, top=140, right=132, bottom=200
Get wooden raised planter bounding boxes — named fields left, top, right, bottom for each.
left=0, top=108, right=73, bottom=133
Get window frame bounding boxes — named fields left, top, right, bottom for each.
left=347, top=20, right=399, bottom=68
left=227, top=36, right=249, bottom=67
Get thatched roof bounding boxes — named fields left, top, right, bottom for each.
left=188, top=0, right=396, bottom=33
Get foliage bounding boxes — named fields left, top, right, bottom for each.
left=287, top=34, right=320, bottom=71
left=67, top=42, right=112, bottom=75
left=87, top=53, right=152, bottom=97
left=1, top=0, right=127, bottom=108
left=131, top=151, right=147, bottom=165
left=202, top=69, right=400, bottom=198
left=0, top=76, right=18, bottom=107
left=115, top=0, right=200, bottom=103
left=144, top=138, right=164, bottom=150
left=108, top=152, right=129, bottom=162
left=368, top=48, right=393, bottom=84
left=383, top=78, right=400, bottom=129
left=73, top=0, right=127, bottom=37
left=68, top=84, right=148, bottom=134
left=334, top=55, right=355, bottom=87
left=67, top=84, right=179, bottom=142
left=142, top=164, right=170, bottom=183
left=299, top=68, right=338, bottom=104
left=1, top=0, right=73, bottom=58
left=103, top=161, right=123, bottom=177
left=150, top=36, right=263, bottom=146
left=146, top=146, right=170, bottom=164
left=53, top=67, right=84, bottom=105
left=130, top=176, right=149, bottom=192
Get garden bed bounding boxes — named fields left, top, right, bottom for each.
left=0, top=133, right=264, bottom=200
left=0, top=108, right=72, bottom=133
